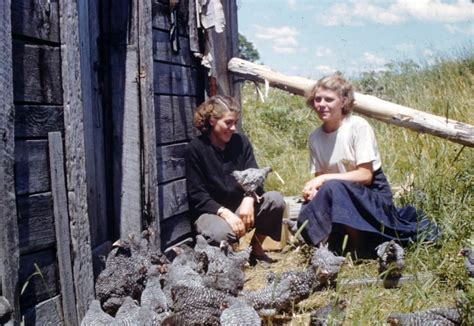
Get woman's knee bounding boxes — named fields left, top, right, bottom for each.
left=194, top=214, right=237, bottom=245
left=318, top=179, right=347, bottom=195
left=262, top=191, right=285, bottom=213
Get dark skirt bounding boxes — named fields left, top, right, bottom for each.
left=297, top=169, right=440, bottom=253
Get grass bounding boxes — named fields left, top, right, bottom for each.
left=240, top=54, right=474, bottom=324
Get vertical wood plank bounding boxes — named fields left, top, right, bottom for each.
left=48, top=132, right=78, bottom=326
left=107, top=0, right=142, bottom=238
left=119, top=46, right=143, bottom=238
left=206, top=0, right=240, bottom=99
left=59, top=0, right=95, bottom=320
left=0, top=0, right=20, bottom=323
left=78, top=0, right=108, bottom=248
left=138, top=0, right=161, bottom=247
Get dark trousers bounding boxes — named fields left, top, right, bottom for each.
left=194, top=191, right=285, bottom=246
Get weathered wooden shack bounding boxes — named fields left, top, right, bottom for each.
left=0, top=0, right=239, bottom=324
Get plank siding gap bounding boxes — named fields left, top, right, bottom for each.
left=11, top=34, right=60, bottom=47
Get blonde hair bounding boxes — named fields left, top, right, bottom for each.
left=194, top=95, right=241, bottom=134
left=305, top=74, right=355, bottom=115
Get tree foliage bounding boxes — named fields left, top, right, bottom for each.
left=238, top=33, right=260, bottom=62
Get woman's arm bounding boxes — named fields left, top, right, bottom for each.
left=302, top=162, right=373, bottom=201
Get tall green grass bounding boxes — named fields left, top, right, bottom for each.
left=241, top=54, right=473, bottom=324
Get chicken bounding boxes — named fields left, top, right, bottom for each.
left=386, top=307, right=461, bottom=325
left=231, top=166, right=272, bottom=202
left=113, top=296, right=140, bottom=325
left=376, top=240, right=405, bottom=280
left=240, top=277, right=293, bottom=313
left=311, top=243, right=345, bottom=285
left=140, top=271, right=169, bottom=313
left=309, top=299, right=347, bottom=326
left=220, top=298, right=261, bottom=326
left=457, top=247, right=474, bottom=278
left=80, top=300, right=114, bottom=326
left=169, top=283, right=229, bottom=325
left=194, top=235, right=247, bottom=295
left=266, top=267, right=322, bottom=302
left=95, top=249, right=147, bottom=315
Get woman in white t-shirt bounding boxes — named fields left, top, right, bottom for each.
left=297, top=75, right=439, bottom=256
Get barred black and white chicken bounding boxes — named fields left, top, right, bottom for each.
left=231, top=166, right=272, bottom=202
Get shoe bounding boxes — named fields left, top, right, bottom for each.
left=249, top=253, right=276, bottom=267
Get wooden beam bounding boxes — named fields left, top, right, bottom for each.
left=59, top=0, right=95, bottom=320
left=228, top=58, right=474, bottom=148
left=48, top=132, right=78, bottom=326
left=0, top=0, right=20, bottom=323
left=138, top=0, right=160, bottom=247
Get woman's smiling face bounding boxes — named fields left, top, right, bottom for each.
left=313, top=87, right=345, bottom=129
left=209, top=111, right=239, bottom=149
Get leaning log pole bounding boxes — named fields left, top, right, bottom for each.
left=228, top=57, right=474, bottom=148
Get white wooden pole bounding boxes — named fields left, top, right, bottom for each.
left=228, top=57, right=474, bottom=147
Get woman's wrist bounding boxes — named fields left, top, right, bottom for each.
left=217, top=206, right=226, bottom=217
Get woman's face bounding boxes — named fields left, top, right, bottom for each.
left=209, top=111, right=239, bottom=148
left=313, top=87, right=345, bottom=127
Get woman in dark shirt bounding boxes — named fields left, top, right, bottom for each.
left=185, top=95, right=285, bottom=264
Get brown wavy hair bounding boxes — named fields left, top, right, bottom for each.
left=194, top=95, right=241, bottom=134
left=305, top=74, right=355, bottom=115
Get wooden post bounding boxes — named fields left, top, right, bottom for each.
left=59, top=0, right=95, bottom=320
left=228, top=58, right=474, bottom=148
left=0, top=1, right=20, bottom=324
left=48, top=132, right=78, bottom=326
left=205, top=0, right=240, bottom=99
left=137, top=0, right=160, bottom=246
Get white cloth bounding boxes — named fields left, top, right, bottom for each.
left=308, top=115, right=382, bottom=174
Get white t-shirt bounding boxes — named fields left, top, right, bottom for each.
left=308, top=115, right=382, bottom=175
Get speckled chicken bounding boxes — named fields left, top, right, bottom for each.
left=194, top=235, right=248, bottom=295
left=113, top=296, right=140, bottom=325
left=376, top=240, right=405, bottom=279
left=386, top=307, right=461, bottom=325
left=240, top=277, right=293, bottom=313
left=220, top=298, right=261, bottom=326
left=310, top=244, right=345, bottom=285
left=231, top=166, right=272, bottom=202
left=309, top=299, right=347, bottom=326
left=114, top=229, right=169, bottom=272
left=140, top=270, right=169, bottom=313
left=266, top=267, right=322, bottom=302
left=95, top=245, right=148, bottom=315
left=168, top=283, right=230, bottom=325
left=80, top=300, right=114, bottom=326
left=457, top=247, right=474, bottom=278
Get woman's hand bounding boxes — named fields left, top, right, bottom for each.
left=220, top=209, right=246, bottom=238
left=239, top=196, right=255, bottom=230
left=302, top=175, right=326, bottom=201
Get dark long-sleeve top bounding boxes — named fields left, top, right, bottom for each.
left=185, top=133, right=263, bottom=219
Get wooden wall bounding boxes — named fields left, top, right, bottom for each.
left=5, top=0, right=238, bottom=323
left=10, top=0, right=64, bottom=323
left=152, top=0, right=204, bottom=248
